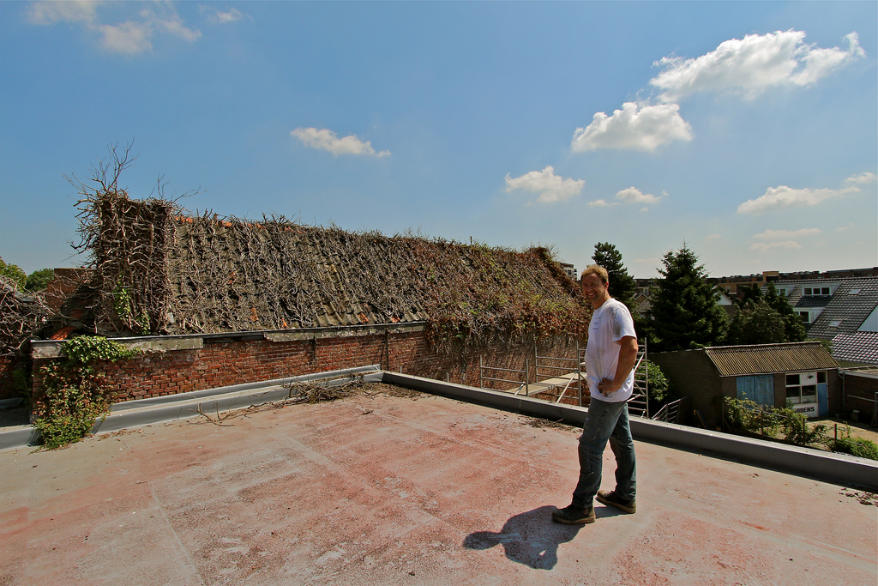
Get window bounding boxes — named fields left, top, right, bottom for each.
left=804, top=287, right=813, bottom=296
left=820, top=287, right=830, bottom=295
left=829, top=319, right=842, bottom=327
left=850, top=288, right=861, bottom=295
left=797, top=311, right=810, bottom=323
left=786, top=372, right=818, bottom=405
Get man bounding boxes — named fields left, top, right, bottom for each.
left=553, top=264, right=638, bottom=524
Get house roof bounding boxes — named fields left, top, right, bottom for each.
left=704, top=342, right=837, bottom=376
left=807, top=277, right=878, bottom=340
left=795, top=295, right=832, bottom=309
left=77, top=195, right=588, bottom=342
left=831, top=331, right=878, bottom=365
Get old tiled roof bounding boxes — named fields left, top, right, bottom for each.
left=80, top=195, right=588, bottom=339
left=704, top=342, right=837, bottom=376
left=807, top=277, right=878, bottom=340
left=831, top=332, right=878, bottom=366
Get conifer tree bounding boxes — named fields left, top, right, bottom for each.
left=648, top=245, right=727, bottom=350
left=592, top=242, right=636, bottom=311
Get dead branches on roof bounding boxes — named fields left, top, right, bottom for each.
left=0, top=276, right=50, bottom=355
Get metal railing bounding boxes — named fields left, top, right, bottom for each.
left=535, top=342, right=584, bottom=405
left=651, top=397, right=682, bottom=423
left=479, top=338, right=650, bottom=414
left=627, top=340, right=648, bottom=417
left=479, top=356, right=529, bottom=395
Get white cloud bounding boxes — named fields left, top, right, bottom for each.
left=845, top=171, right=877, bottom=185
left=571, top=102, right=693, bottom=152
left=27, top=0, right=98, bottom=25
left=587, top=199, right=615, bottom=208
left=146, top=7, right=201, bottom=43
left=204, top=7, right=245, bottom=24
left=753, top=228, right=821, bottom=240
left=98, top=21, right=152, bottom=54
left=615, top=186, right=662, bottom=205
left=651, top=30, right=865, bottom=102
left=737, top=172, right=873, bottom=214
left=26, top=0, right=200, bottom=54
left=291, top=127, right=390, bottom=158
left=749, top=241, right=802, bottom=252
left=504, top=166, right=585, bottom=204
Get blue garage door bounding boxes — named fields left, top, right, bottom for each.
left=736, top=375, right=774, bottom=407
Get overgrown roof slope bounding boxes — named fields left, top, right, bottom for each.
left=79, top=194, right=588, bottom=347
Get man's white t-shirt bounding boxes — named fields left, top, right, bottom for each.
left=585, top=298, right=637, bottom=403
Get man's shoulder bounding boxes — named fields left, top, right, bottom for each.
left=606, top=298, right=632, bottom=315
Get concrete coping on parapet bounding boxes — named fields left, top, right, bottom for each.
left=30, top=322, right=429, bottom=359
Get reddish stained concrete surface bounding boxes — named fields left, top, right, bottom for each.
left=1, top=387, right=876, bottom=585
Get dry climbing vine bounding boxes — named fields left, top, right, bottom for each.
left=0, top=275, right=50, bottom=356
left=71, top=156, right=589, bottom=351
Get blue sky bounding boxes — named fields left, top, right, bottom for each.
left=1, top=1, right=875, bottom=278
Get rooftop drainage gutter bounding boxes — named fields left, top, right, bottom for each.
left=381, top=371, right=878, bottom=491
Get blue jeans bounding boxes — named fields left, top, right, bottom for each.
left=571, top=398, right=636, bottom=509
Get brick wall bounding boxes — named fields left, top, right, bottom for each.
left=31, top=327, right=580, bottom=405
left=0, top=355, right=16, bottom=399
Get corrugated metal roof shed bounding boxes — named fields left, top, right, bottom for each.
left=704, top=342, right=837, bottom=376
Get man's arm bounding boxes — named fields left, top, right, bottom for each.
left=597, top=336, right=639, bottom=394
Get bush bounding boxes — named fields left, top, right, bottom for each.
left=33, top=336, right=137, bottom=448
left=643, top=360, right=670, bottom=403
left=829, top=433, right=878, bottom=460
left=723, top=397, right=826, bottom=446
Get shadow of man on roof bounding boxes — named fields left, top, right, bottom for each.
left=462, top=505, right=584, bottom=570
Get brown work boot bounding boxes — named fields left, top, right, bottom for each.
left=551, top=504, right=596, bottom=524
left=596, top=490, right=636, bottom=513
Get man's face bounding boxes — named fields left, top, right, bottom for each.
left=581, top=273, right=608, bottom=303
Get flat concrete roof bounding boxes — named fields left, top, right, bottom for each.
left=1, top=383, right=876, bottom=583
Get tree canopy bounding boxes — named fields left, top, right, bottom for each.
left=592, top=242, right=636, bottom=311
left=726, top=282, right=806, bottom=345
left=648, top=245, right=727, bottom=351
left=0, top=257, right=26, bottom=290
left=26, top=268, right=54, bottom=291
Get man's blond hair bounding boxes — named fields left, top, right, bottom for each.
left=581, top=264, right=609, bottom=285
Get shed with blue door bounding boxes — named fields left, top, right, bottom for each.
left=652, top=342, right=840, bottom=428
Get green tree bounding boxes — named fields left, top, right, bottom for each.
left=592, top=242, right=636, bottom=310
left=734, top=284, right=763, bottom=308
left=0, top=257, right=26, bottom=290
left=26, top=268, right=54, bottom=291
left=726, top=300, right=787, bottom=345
left=648, top=245, right=727, bottom=351
left=764, top=283, right=806, bottom=341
